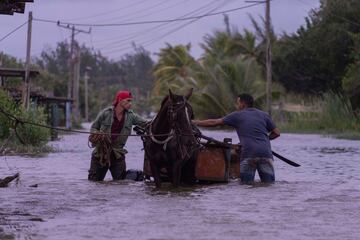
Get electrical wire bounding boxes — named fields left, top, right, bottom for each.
left=101, top=0, right=237, bottom=55
left=95, top=0, right=172, bottom=24
left=92, top=0, right=210, bottom=46
left=0, top=21, right=28, bottom=43
left=33, top=3, right=263, bottom=28
left=63, top=0, right=148, bottom=22
left=96, top=0, right=220, bottom=50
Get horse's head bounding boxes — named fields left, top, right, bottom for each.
left=165, top=89, right=196, bottom=147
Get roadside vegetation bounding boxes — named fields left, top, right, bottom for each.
left=0, top=89, right=52, bottom=155
left=275, top=93, right=360, bottom=139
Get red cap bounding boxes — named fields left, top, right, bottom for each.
left=112, top=90, right=132, bottom=106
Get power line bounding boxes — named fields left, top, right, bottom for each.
left=33, top=3, right=263, bottom=28
left=0, top=21, right=28, bottom=43
left=92, top=0, right=212, bottom=46
left=101, top=0, right=221, bottom=53
left=101, top=0, right=234, bottom=55
left=96, top=0, right=221, bottom=50
left=63, top=0, right=148, bottom=22
left=95, top=0, right=173, bottom=24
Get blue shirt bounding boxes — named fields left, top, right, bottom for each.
left=223, top=108, right=276, bottom=159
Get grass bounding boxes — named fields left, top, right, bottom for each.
left=274, top=92, right=360, bottom=140
left=0, top=134, right=54, bottom=157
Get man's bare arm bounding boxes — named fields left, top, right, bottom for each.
left=269, top=128, right=280, bottom=140
left=192, top=118, right=224, bottom=127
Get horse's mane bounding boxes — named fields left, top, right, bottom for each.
left=160, top=95, right=170, bottom=108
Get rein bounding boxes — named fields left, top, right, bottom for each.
left=146, top=96, right=199, bottom=157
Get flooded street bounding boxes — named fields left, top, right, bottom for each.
left=1, top=125, right=360, bottom=240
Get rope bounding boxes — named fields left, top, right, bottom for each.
left=0, top=106, right=178, bottom=138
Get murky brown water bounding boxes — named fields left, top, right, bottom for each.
left=1, top=124, right=360, bottom=240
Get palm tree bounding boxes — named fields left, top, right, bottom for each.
left=191, top=56, right=265, bottom=118
left=152, top=43, right=199, bottom=106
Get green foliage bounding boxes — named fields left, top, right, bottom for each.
left=35, top=42, right=154, bottom=119
left=0, top=52, right=23, bottom=68
left=278, top=92, right=360, bottom=134
left=0, top=89, right=50, bottom=147
left=0, top=89, right=20, bottom=138
left=151, top=22, right=283, bottom=118
left=342, top=32, right=360, bottom=109
left=318, top=92, right=360, bottom=131
left=273, top=0, right=360, bottom=97
left=152, top=44, right=199, bottom=107
left=15, top=106, right=51, bottom=146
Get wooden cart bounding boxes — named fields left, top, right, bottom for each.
left=143, top=139, right=241, bottom=183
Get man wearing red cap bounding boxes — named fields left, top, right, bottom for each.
left=88, top=90, right=148, bottom=181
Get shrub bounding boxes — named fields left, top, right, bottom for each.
left=0, top=89, right=20, bottom=138
left=15, top=106, right=50, bottom=146
left=0, top=89, right=50, bottom=147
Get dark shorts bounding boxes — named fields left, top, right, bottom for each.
left=88, top=151, right=126, bottom=181
left=240, top=157, right=275, bottom=184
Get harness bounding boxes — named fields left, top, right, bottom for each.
left=146, top=96, right=199, bottom=159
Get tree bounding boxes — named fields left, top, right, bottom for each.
left=272, top=0, right=360, bottom=96
left=342, top=33, right=360, bottom=109
left=35, top=41, right=154, bottom=119
left=152, top=43, right=199, bottom=106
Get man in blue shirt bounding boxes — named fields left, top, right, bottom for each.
left=192, top=93, right=280, bottom=184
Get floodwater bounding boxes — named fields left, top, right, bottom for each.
left=1, top=125, right=360, bottom=240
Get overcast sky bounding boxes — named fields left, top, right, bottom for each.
left=0, top=0, right=320, bottom=61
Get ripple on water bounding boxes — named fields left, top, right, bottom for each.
left=1, top=130, right=360, bottom=240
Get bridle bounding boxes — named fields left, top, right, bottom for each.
left=148, top=96, right=198, bottom=159
left=168, top=96, right=192, bottom=132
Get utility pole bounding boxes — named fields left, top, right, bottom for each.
left=265, top=0, right=272, bottom=115
left=84, top=66, right=91, bottom=122
left=57, top=22, right=91, bottom=127
left=22, top=11, right=32, bottom=110
left=68, top=25, right=75, bottom=100
left=245, top=0, right=272, bottom=115
left=0, top=52, right=3, bottom=87
left=73, top=47, right=81, bottom=122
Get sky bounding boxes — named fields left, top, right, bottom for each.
left=0, top=0, right=320, bottom=61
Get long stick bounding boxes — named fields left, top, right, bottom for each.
left=199, top=134, right=300, bottom=167
left=272, top=151, right=301, bottom=167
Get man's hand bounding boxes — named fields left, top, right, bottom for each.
left=89, top=133, right=106, bottom=144
left=269, top=128, right=280, bottom=140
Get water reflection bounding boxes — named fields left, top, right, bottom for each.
left=0, top=128, right=359, bottom=240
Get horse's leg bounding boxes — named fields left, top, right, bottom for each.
left=172, top=161, right=183, bottom=188
left=149, top=159, right=162, bottom=188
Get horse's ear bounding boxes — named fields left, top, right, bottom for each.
left=169, top=89, right=174, bottom=100
left=185, top=88, right=193, bottom=100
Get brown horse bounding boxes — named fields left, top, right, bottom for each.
left=144, top=89, right=198, bottom=188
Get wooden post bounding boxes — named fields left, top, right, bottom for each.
left=84, top=68, right=89, bottom=122
left=265, top=0, right=272, bottom=115
left=68, top=26, right=75, bottom=100
left=0, top=52, right=3, bottom=87
left=72, top=46, right=81, bottom=122
left=22, top=11, right=32, bottom=110
left=57, top=23, right=90, bottom=125
left=65, top=101, right=71, bottom=129
left=50, top=103, right=59, bottom=141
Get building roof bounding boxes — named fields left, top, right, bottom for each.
left=0, top=67, right=39, bottom=78
left=0, top=1, right=33, bottom=15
